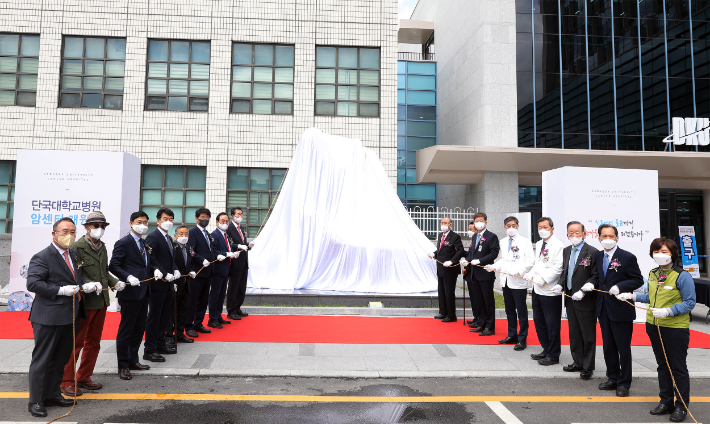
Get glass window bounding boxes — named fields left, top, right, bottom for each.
left=315, top=46, right=380, bottom=117
left=59, top=36, right=126, bottom=109
left=0, top=34, right=39, bottom=107
left=146, top=40, right=210, bottom=112
left=140, top=166, right=207, bottom=235
left=0, top=161, right=15, bottom=232
left=227, top=168, right=286, bottom=236
left=231, top=43, right=294, bottom=115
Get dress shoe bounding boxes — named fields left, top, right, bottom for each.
left=616, top=386, right=629, bottom=397
left=563, top=364, right=584, bottom=372
left=165, top=339, right=176, bottom=347
left=538, top=357, right=559, bottom=366
left=77, top=379, right=103, bottom=390
left=470, top=326, right=484, bottom=333
left=227, top=314, right=242, bottom=321
left=61, top=385, right=83, bottom=396
left=441, top=317, right=457, bottom=323
left=434, top=314, right=446, bottom=319
left=28, top=402, right=47, bottom=417
left=195, top=324, right=212, bottom=333
left=530, top=352, right=546, bottom=360
left=143, top=352, right=166, bottom=362
left=514, top=342, right=527, bottom=351
left=498, top=336, right=518, bottom=344
left=157, top=346, right=177, bottom=355
left=207, top=320, right=223, bottom=329
left=237, top=310, right=249, bottom=317
left=177, top=334, right=195, bottom=343
left=479, top=328, right=495, bottom=336
left=468, top=321, right=482, bottom=328
left=218, top=317, right=232, bottom=324
left=118, top=368, right=132, bottom=380
left=670, top=407, right=687, bottom=422
left=466, top=320, right=475, bottom=325
left=186, top=329, right=199, bottom=338
left=580, top=370, right=593, bottom=380
left=598, top=380, right=617, bottom=391
left=44, top=396, right=75, bottom=407
left=649, top=403, right=674, bottom=415
left=129, top=362, right=150, bottom=371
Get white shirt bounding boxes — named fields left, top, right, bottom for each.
left=530, top=235, right=565, bottom=296
left=52, top=242, right=74, bottom=267
left=218, top=228, right=231, bottom=252
left=492, top=234, right=535, bottom=290
left=602, top=245, right=617, bottom=262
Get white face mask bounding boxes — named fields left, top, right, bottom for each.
left=218, top=223, right=229, bottom=231
left=233, top=216, right=243, bottom=224
left=653, top=253, right=672, bottom=266
left=132, top=224, right=148, bottom=235
left=569, top=236, right=583, bottom=246
left=177, top=236, right=188, bottom=245
left=474, top=222, right=485, bottom=231
left=160, top=221, right=173, bottom=232
left=90, top=228, right=104, bottom=240
left=441, top=225, right=450, bottom=232
left=600, top=239, right=617, bottom=250
left=538, top=229, right=551, bottom=239
left=467, top=230, right=475, bottom=238
left=506, top=228, right=518, bottom=237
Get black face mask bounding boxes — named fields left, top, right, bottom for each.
left=199, top=219, right=209, bottom=228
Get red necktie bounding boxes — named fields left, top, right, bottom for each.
left=224, top=233, right=231, bottom=264
left=63, top=251, right=80, bottom=300
left=440, top=233, right=446, bottom=249
left=237, top=226, right=244, bottom=243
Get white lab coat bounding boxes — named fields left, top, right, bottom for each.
left=490, top=234, right=535, bottom=290
left=529, top=235, right=565, bottom=296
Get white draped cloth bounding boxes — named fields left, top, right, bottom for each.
left=247, top=128, right=437, bottom=293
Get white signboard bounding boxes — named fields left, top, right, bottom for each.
left=8, top=150, right=140, bottom=309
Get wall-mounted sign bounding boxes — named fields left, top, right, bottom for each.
left=663, top=117, right=709, bottom=145
left=678, top=226, right=701, bottom=278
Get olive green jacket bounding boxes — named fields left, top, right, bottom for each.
left=72, top=235, right=119, bottom=310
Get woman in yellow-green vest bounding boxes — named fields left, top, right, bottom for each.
left=617, top=238, right=696, bottom=423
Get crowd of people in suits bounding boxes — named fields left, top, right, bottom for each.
left=432, top=213, right=697, bottom=423
left=24, top=207, right=252, bottom=418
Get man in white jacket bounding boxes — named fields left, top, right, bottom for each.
left=524, top=217, right=565, bottom=366
left=485, top=216, right=534, bottom=351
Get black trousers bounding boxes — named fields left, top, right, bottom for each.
left=29, top=321, right=79, bottom=403
left=144, top=289, right=173, bottom=354
left=167, top=279, right=190, bottom=337
left=532, top=293, right=562, bottom=361
left=437, top=273, right=457, bottom=319
left=566, top=302, right=597, bottom=371
left=226, top=264, right=248, bottom=315
left=186, top=276, right=210, bottom=330
left=598, top=304, right=634, bottom=387
left=208, top=274, right=229, bottom=321
left=116, top=295, right=149, bottom=369
left=646, top=323, right=690, bottom=409
left=469, top=278, right=495, bottom=330
left=502, top=285, right=529, bottom=342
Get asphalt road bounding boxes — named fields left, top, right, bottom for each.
left=0, top=374, right=707, bottom=423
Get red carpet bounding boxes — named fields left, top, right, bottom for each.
left=1, top=312, right=709, bottom=348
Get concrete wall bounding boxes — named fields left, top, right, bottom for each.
left=0, top=234, right=10, bottom=289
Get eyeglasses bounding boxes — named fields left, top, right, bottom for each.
left=88, top=223, right=107, bottom=229
left=54, top=229, right=77, bottom=235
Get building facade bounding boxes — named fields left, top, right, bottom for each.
left=0, top=0, right=398, bottom=235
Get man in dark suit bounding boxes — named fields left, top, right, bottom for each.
left=582, top=223, right=643, bottom=397
left=109, top=211, right=162, bottom=381
left=143, top=208, right=179, bottom=362
left=185, top=208, right=218, bottom=338
left=460, top=213, right=500, bottom=336
left=226, top=207, right=251, bottom=320
left=560, top=221, right=599, bottom=380
left=207, top=212, right=234, bottom=328
left=165, top=225, right=196, bottom=343
left=429, top=217, right=464, bottom=322
left=26, top=217, right=88, bottom=417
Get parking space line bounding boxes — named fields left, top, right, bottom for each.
left=485, top=401, right=524, bottom=424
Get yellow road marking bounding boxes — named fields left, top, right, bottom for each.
left=1, top=393, right=709, bottom=403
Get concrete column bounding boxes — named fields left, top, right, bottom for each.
left=703, top=190, right=710, bottom=276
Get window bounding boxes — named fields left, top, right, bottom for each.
left=59, top=36, right=126, bottom=109
left=146, top=40, right=210, bottom=112
left=315, top=46, right=380, bottom=117
left=0, top=34, right=39, bottom=107
left=0, top=161, right=15, bottom=233
left=226, top=168, right=285, bottom=235
left=140, top=166, right=206, bottom=235
left=231, top=43, right=295, bottom=115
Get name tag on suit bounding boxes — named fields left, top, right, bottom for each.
left=664, top=286, right=673, bottom=290
left=478, top=246, right=482, bottom=252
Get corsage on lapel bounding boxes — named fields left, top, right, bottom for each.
left=609, top=258, right=621, bottom=272
left=579, top=256, right=591, bottom=267
left=144, top=243, right=153, bottom=255
left=189, top=246, right=195, bottom=257
left=657, top=273, right=668, bottom=286
left=208, top=234, right=215, bottom=244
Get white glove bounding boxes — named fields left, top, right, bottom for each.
left=174, top=283, right=177, bottom=291
left=443, top=260, right=453, bottom=267
left=608, top=285, right=620, bottom=295
left=581, top=282, right=595, bottom=292
left=91, top=282, right=102, bottom=295
left=189, top=271, right=197, bottom=279
left=127, top=275, right=140, bottom=286
left=484, top=264, right=499, bottom=273
left=471, top=259, right=480, bottom=265
left=616, top=292, right=634, bottom=301
left=217, top=254, right=226, bottom=261
left=165, top=273, right=175, bottom=282
left=533, top=277, right=544, bottom=287
left=571, top=290, right=584, bottom=301
left=248, top=242, right=254, bottom=248
left=58, top=285, right=79, bottom=296
left=174, top=270, right=181, bottom=278
left=82, top=282, right=98, bottom=294
left=552, top=284, right=563, bottom=294
left=237, top=244, right=248, bottom=251
left=428, top=252, right=435, bottom=259
left=154, top=269, right=163, bottom=280
left=651, top=308, right=672, bottom=318
left=459, top=259, right=469, bottom=267
left=202, top=259, right=210, bottom=267
left=114, top=281, right=126, bottom=291
left=523, top=272, right=534, bottom=281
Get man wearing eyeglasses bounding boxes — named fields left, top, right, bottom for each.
left=60, top=212, right=123, bottom=397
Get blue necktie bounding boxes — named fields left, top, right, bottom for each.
left=567, top=246, right=579, bottom=290
left=475, top=233, right=481, bottom=249
left=603, top=253, right=609, bottom=277
left=139, top=239, right=147, bottom=265
left=203, top=229, right=211, bottom=250
left=508, top=237, right=513, bottom=252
